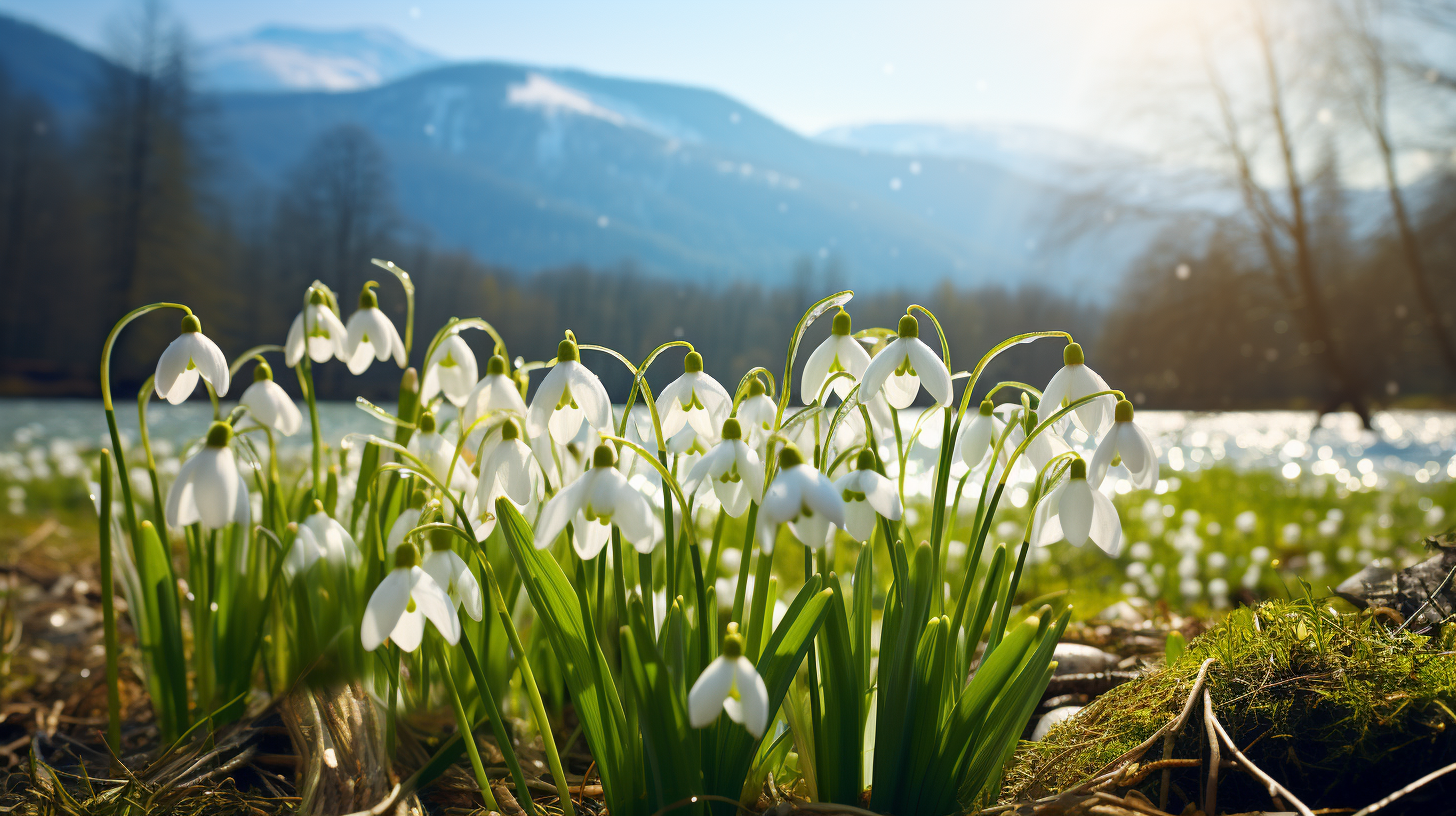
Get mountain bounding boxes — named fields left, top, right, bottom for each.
left=196, top=26, right=444, bottom=92
left=0, top=14, right=1165, bottom=296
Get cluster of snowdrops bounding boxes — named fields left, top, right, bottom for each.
left=94, top=261, right=1158, bottom=815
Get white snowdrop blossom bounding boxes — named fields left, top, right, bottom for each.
left=386, top=490, right=428, bottom=557
left=859, top=313, right=952, bottom=409
left=527, top=337, right=613, bottom=445
left=343, top=282, right=407, bottom=375
left=953, top=399, right=1002, bottom=470
left=154, top=314, right=230, bottom=405
left=287, top=502, right=363, bottom=576
left=759, top=444, right=845, bottom=552
left=165, top=421, right=249, bottom=530
left=361, top=542, right=460, bottom=652
left=284, top=288, right=347, bottom=366
left=421, top=333, right=479, bottom=407
left=736, top=378, right=777, bottom=449
left=460, top=355, right=528, bottom=437
left=1002, top=408, right=1073, bottom=473
left=688, top=623, right=769, bottom=737
left=239, top=362, right=302, bottom=436
left=1089, top=400, right=1158, bottom=489
left=1031, top=457, right=1123, bottom=557
left=834, top=450, right=902, bottom=542
left=801, top=309, right=871, bottom=404
left=421, top=531, right=483, bottom=622
left=657, top=351, right=732, bottom=438
left=1040, top=342, right=1116, bottom=438
left=534, top=444, right=655, bottom=559
left=684, top=418, right=764, bottom=518
left=472, top=419, right=541, bottom=538
left=407, top=412, right=469, bottom=490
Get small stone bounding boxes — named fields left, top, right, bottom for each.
left=1031, top=705, right=1082, bottom=741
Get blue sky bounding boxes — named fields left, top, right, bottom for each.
left=0, top=0, right=1205, bottom=135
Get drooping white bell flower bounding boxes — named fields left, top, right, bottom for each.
left=833, top=450, right=902, bottom=542
left=421, top=529, right=483, bottom=622
left=688, top=622, right=769, bottom=737
left=165, top=421, right=249, bottom=530
left=385, top=489, right=429, bottom=557
left=406, top=412, right=470, bottom=491
left=361, top=542, right=461, bottom=652
left=421, top=333, right=479, bottom=407
left=1039, top=342, right=1116, bottom=438
left=342, top=282, right=407, bottom=375
left=858, top=313, right=952, bottom=409
left=758, top=444, right=845, bottom=553
left=1090, top=399, right=1159, bottom=490
left=684, top=418, right=764, bottom=518
left=953, top=399, right=1002, bottom=470
left=460, top=355, right=528, bottom=438
left=534, top=444, right=655, bottom=559
left=802, top=309, right=872, bottom=404
left=526, top=336, right=613, bottom=445
left=1031, top=457, right=1123, bottom=556
left=736, top=378, right=778, bottom=450
left=1002, top=408, right=1073, bottom=473
left=284, top=288, right=347, bottom=367
left=155, top=314, right=230, bottom=405
left=472, top=419, right=541, bottom=538
left=657, top=351, right=732, bottom=439
left=286, top=501, right=363, bottom=575
left=239, top=362, right=303, bottom=436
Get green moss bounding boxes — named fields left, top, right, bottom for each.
left=1004, top=599, right=1456, bottom=810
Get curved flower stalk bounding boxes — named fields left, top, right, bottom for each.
left=835, top=450, right=902, bottom=542
left=422, top=529, right=484, bottom=622
left=952, top=398, right=1002, bottom=470
left=460, top=355, right=528, bottom=439
left=657, top=351, right=731, bottom=438
left=688, top=622, right=769, bottom=737
left=471, top=419, right=541, bottom=538
left=1041, top=342, right=1116, bottom=437
left=239, top=362, right=302, bottom=436
left=759, top=443, right=845, bottom=551
left=684, top=418, right=763, bottom=518
left=1090, top=399, right=1158, bottom=489
left=801, top=308, right=871, bottom=404
left=421, top=333, right=479, bottom=407
left=343, top=282, right=407, bottom=374
left=166, top=421, right=250, bottom=530
left=155, top=314, right=230, bottom=405
left=360, top=541, right=460, bottom=652
left=535, top=443, right=655, bottom=558
left=284, top=288, right=347, bottom=366
left=1031, top=456, right=1124, bottom=556
left=859, top=313, right=952, bottom=409
left=287, top=500, right=363, bottom=575
left=527, top=336, right=613, bottom=445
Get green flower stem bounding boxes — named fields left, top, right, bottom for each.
left=434, top=647, right=500, bottom=812
left=97, top=449, right=122, bottom=759
left=296, top=356, right=324, bottom=499
left=730, top=504, right=757, bottom=626
left=927, top=406, right=958, bottom=611
left=803, top=546, right=823, bottom=779
left=955, top=331, right=1072, bottom=420
left=386, top=645, right=400, bottom=760
left=743, top=533, right=776, bottom=661
left=639, top=551, right=655, bottom=634
left=370, top=259, right=416, bottom=357
left=136, top=377, right=167, bottom=531
left=987, top=540, right=1031, bottom=654
left=611, top=529, right=631, bottom=645
left=458, top=628, right=539, bottom=816
left=704, top=510, right=727, bottom=585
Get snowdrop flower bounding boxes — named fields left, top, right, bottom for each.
left=527, top=336, right=613, bottom=445
left=759, top=444, right=845, bottom=553
left=736, top=378, right=778, bottom=449
left=684, top=419, right=764, bottom=518
left=421, top=529, right=483, bottom=622
left=287, top=500, right=363, bottom=575
left=154, top=314, right=230, bottom=405
left=285, top=287, right=347, bottom=367
left=859, top=313, right=952, bottom=409
left=407, top=412, right=468, bottom=490
left=386, top=489, right=428, bottom=556
left=953, top=399, right=1002, bottom=470
left=1002, top=408, right=1072, bottom=473
left=534, top=444, right=655, bottom=559
left=421, top=333, right=479, bottom=407
left=460, top=355, right=528, bottom=437
left=834, top=450, right=902, bottom=542
left=165, top=421, right=249, bottom=530
left=657, top=351, right=732, bottom=438
left=361, top=542, right=460, bottom=652
left=1040, top=343, right=1116, bottom=438
left=1089, top=400, right=1158, bottom=489
left=239, top=362, right=302, bottom=436
left=343, top=282, right=407, bottom=375
left=472, top=419, right=540, bottom=538
left=801, top=309, right=871, bottom=404
left=1031, top=457, right=1123, bottom=556
left=688, top=622, right=769, bottom=737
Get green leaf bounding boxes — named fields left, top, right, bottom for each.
left=622, top=597, right=704, bottom=814
left=815, top=579, right=863, bottom=805
left=869, top=542, right=935, bottom=813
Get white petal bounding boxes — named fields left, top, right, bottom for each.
left=611, top=474, right=657, bottom=551
left=861, top=470, right=902, bottom=520
left=1124, top=422, right=1159, bottom=490
left=361, top=568, right=412, bottom=651
left=165, top=451, right=202, bottom=528
left=462, top=375, right=528, bottom=432
left=391, top=608, right=426, bottom=652
left=799, top=467, right=846, bottom=527
left=844, top=499, right=877, bottom=542
left=1088, top=489, right=1125, bottom=556
left=732, top=656, right=770, bottom=738
left=685, top=442, right=732, bottom=494
left=534, top=472, right=589, bottom=549
left=858, top=341, right=906, bottom=407
left=1059, top=479, right=1095, bottom=547
left=736, top=442, right=764, bottom=501
left=758, top=472, right=802, bottom=525
left=192, top=448, right=240, bottom=530
left=905, top=338, right=951, bottom=406
left=1031, top=484, right=1064, bottom=548
left=883, top=370, right=919, bottom=410
left=565, top=362, right=614, bottom=433
left=688, top=655, right=735, bottom=728
left=526, top=365, right=569, bottom=440
left=386, top=508, right=421, bottom=556
left=958, top=414, right=995, bottom=470
left=285, top=313, right=306, bottom=367
left=656, top=376, right=692, bottom=438
left=800, top=337, right=836, bottom=405
left=233, top=470, right=252, bottom=528
left=412, top=568, right=462, bottom=645
left=1088, top=424, right=1121, bottom=488
left=574, top=513, right=613, bottom=559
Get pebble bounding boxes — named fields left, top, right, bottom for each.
left=1051, top=643, right=1120, bottom=676
left=1031, top=705, right=1083, bottom=741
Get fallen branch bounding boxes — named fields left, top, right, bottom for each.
left=1204, top=693, right=1314, bottom=816
left=1351, top=758, right=1456, bottom=816
left=1201, top=690, right=1219, bottom=816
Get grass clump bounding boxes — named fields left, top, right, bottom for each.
left=1003, top=598, right=1456, bottom=811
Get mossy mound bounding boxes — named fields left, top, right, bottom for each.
left=1003, top=600, right=1456, bottom=812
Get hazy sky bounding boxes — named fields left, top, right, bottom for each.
left=0, top=0, right=1208, bottom=135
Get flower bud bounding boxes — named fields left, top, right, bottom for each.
left=205, top=421, right=233, bottom=448
left=410, top=486, right=428, bottom=510
left=253, top=361, right=274, bottom=382
left=979, top=398, right=994, bottom=416
left=429, top=527, right=452, bottom=552
left=1063, top=342, right=1085, bottom=366
left=486, top=354, right=508, bottom=376
left=358, top=281, right=380, bottom=309
left=722, top=621, right=744, bottom=657
left=748, top=378, right=766, bottom=397
left=778, top=443, right=805, bottom=469
left=684, top=351, right=704, bottom=373
left=1115, top=399, right=1134, bottom=423
left=394, top=540, right=419, bottom=569
left=557, top=336, right=580, bottom=363
left=180, top=314, right=202, bottom=334
left=308, top=287, right=327, bottom=306
left=592, top=443, right=616, bottom=468
left=897, top=313, right=919, bottom=339
left=418, top=411, right=437, bottom=434
left=501, top=418, right=520, bottom=440
left=832, top=309, right=852, bottom=336
left=1069, top=456, right=1087, bottom=480
left=721, top=417, right=742, bottom=440
left=855, top=449, right=877, bottom=471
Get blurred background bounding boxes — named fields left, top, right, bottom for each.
left=0, top=0, right=1452, bottom=410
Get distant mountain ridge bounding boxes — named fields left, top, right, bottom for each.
left=196, top=26, right=444, bottom=92
left=0, top=13, right=1165, bottom=296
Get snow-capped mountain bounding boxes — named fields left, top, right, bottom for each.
left=196, top=26, right=443, bottom=92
